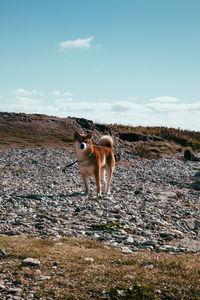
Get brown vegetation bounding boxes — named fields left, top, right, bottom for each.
left=0, top=112, right=200, bottom=156
left=0, top=112, right=75, bottom=149
left=0, top=236, right=200, bottom=299
left=113, top=124, right=200, bottom=154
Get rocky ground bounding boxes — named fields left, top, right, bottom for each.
left=0, top=147, right=200, bottom=254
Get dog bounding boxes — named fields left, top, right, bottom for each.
left=73, top=131, right=115, bottom=197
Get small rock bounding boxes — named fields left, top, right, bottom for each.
left=172, top=230, right=184, bottom=239
left=54, top=242, right=63, bottom=246
left=141, top=240, right=158, bottom=248
left=0, top=281, right=6, bottom=291
left=93, top=233, right=101, bottom=239
left=141, top=231, right=152, bottom=238
left=121, top=247, right=132, bottom=254
left=0, top=249, right=7, bottom=257
left=194, top=220, right=200, bottom=230
left=159, top=245, right=176, bottom=252
left=134, top=190, right=141, bottom=195
left=21, top=258, right=40, bottom=266
left=159, top=231, right=174, bottom=241
left=27, top=293, right=35, bottom=299
left=125, top=236, right=134, bottom=244
left=38, top=276, right=51, bottom=281
left=84, top=257, right=94, bottom=262
left=7, top=287, right=23, bottom=295
left=140, top=262, right=158, bottom=268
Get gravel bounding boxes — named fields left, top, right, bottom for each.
left=0, top=147, right=200, bottom=253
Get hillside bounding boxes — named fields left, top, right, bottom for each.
left=0, top=112, right=200, bottom=158
left=0, top=112, right=200, bottom=299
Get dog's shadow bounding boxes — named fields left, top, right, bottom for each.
left=14, top=192, right=84, bottom=200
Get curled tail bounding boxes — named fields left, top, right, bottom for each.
left=98, top=135, right=114, bottom=148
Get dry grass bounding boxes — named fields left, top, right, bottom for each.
left=0, top=235, right=200, bottom=299
left=0, top=126, right=74, bottom=149
left=112, top=124, right=200, bottom=153
left=1, top=113, right=200, bottom=154
left=0, top=113, right=74, bottom=149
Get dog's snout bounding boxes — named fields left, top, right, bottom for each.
left=80, top=143, right=85, bottom=149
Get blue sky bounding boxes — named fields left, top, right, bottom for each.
left=0, top=0, right=200, bottom=130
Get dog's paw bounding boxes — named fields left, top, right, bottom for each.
left=84, top=194, right=95, bottom=201
left=97, top=193, right=102, bottom=199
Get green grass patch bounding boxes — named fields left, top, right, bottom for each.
left=91, top=222, right=132, bottom=234
left=186, top=140, right=200, bottom=152
left=109, top=283, right=155, bottom=299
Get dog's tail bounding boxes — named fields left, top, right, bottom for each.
left=98, top=135, right=114, bottom=148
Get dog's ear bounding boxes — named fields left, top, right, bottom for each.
left=74, top=130, right=80, bottom=139
left=86, top=131, right=93, bottom=139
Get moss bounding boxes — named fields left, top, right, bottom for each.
left=186, top=140, right=200, bottom=152
left=91, top=222, right=132, bottom=234
left=109, top=283, right=155, bottom=299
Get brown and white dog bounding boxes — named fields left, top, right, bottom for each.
left=73, top=131, right=115, bottom=197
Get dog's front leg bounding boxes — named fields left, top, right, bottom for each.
left=94, top=169, right=101, bottom=197
left=81, top=173, right=89, bottom=195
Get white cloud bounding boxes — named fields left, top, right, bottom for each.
left=50, top=90, right=72, bottom=97
left=149, top=96, right=180, bottom=103
left=187, top=101, right=200, bottom=111
left=111, top=102, right=130, bottom=112
left=62, top=91, right=72, bottom=96
left=11, top=88, right=44, bottom=96
left=1, top=95, right=200, bottom=131
left=59, top=36, right=93, bottom=50
left=54, top=98, right=73, bottom=104
left=16, top=96, right=43, bottom=105
left=145, top=100, right=200, bottom=114
left=50, top=90, right=60, bottom=96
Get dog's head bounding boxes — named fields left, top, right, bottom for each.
left=74, top=131, right=93, bottom=151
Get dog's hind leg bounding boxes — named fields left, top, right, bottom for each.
left=101, top=168, right=107, bottom=193
left=105, top=166, right=114, bottom=195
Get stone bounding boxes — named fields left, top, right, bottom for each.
left=159, top=245, right=176, bottom=252
left=184, top=149, right=200, bottom=161
left=7, top=287, right=22, bottom=295
left=121, top=247, right=132, bottom=254
left=0, top=249, right=7, bottom=257
left=172, top=230, right=184, bottom=239
left=38, top=276, right=51, bottom=281
left=54, top=242, right=63, bottom=246
left=0, top=147, right=199, bottom=258
left=84, top=257, right=94, bottom=262
left=141, top=231, right=152, bottom=238
left=159, top=231, right=174, bottom=241
left=140, top=262, right=157, bottom=268
left=125, top=236, right=134, bottom=244
left=194, top=220, right=200, bottom=230
left=141, top=240, right=158, bottom=248
left=22, top=258, right=40, bottom=266
left=0, top=281, right=6, bottom=291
